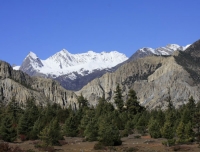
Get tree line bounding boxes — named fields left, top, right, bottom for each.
left=0, top=84, right=200, bottom=148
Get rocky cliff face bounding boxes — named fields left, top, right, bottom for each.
left=0, top=61, right=78, bottom=108
left=77, top=40, right=200, bottom=109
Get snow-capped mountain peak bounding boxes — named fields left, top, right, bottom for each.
left=137, top=44, right=190, bottom=56
left=19, top=50, right=128, bottom=79
left=166, top=44, right=181, bottom=50
left=26, top=51, right=38, bottom=59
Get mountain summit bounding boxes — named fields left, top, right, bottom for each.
left=18, top=50, right=128, bottom=80
left=128, top=44, right=190, bottom=61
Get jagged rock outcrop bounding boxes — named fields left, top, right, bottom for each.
left=0, top=60, right=78, bottom=108
left=77, top=40, right=200, bottom=109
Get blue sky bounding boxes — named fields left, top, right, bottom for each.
left=1, top=0, right=200, bottom=65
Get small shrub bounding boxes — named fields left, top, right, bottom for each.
left=94, top=142, right=106, bottom=150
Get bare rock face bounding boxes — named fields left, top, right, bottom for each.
left=0, top=60, right=78, bottom=108
left=77, top=54, right=200, bottom=109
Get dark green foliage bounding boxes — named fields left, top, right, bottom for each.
left=77, top=94, right=88, bottom=109
left=64, top=114, right=78, bottom=137
left=161, top=121, right=174, bottom=139
left=0, top=115, right=17, bottom=142
left=0, top=84, right=199, bottom=148
left=193, top=111, right=200, bottom=141
left=176, top=121, right=185, bottom=140
left=126, top=89, right=145, bottom=116
left=17, top=113, right=29, bottom=140
left=98, top=117, right=121, bottom=146
left=29, top=118, right=43, bottom=140
left=6, top=97, right=22, bottom=122
left=38, top=118, right=62, bottom=146
left=166, top=88, right=174, bottom=111
left=135, top=111, right=149, bottom=135
left=148, top=119, right=161, bottom=138
left=79, top=109, right=95, bottom=135
left=114, top=84, right=124, bottom=112
left=184, top=121, right=194, bottom=140
left=84, top=119, right=98, bottom=141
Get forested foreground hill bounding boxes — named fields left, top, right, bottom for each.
left=0, top=85, right=200, bottom=151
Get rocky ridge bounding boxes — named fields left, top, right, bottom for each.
left=76, top=40, right=200, bottom=109
left=0, top=60, right=78, bottom=108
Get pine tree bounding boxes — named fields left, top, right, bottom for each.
left=29, top=118, right=43, bottom=140
left=48, top=118, right=62, bottom=145
left=161, top=121, right=174, bottom=139
left=84, top=119, right=98, bottom=141
left=148, top=119, right=161, bottom=138
left=17, top=113, right=30, bottom=140
left=176, top=121, right=185, bottom=140
left=166, top=88, right=174, bottom=112
left=186, top=96, right=196, bottom=124
left=126, top=89, right=145, bottom=116
left=0, top=115, right=17, bottom=142
left=6, top=97, right=22, bottom=122
left=114, top=84, right=124, bottom=112
left=38, top=118, right=62, bottom=146
left=193, top=112, right=200, bottom=142
left=64, top=114, right=78, bottom=137
left=98, top=117, right=121, bottom=146
left=79, top=109, right=95, bottom=134
left=77, top=94, right=88, bottom=109
left=38, top=125, right=52, bottom=147
left=184, top=121, right=194, bottom=141
left=181, top=109, right=191, bottom=124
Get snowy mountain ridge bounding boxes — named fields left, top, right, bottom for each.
left=138, top=44, right=190, bottom=55
left=16, top=50, right=128, bottom=80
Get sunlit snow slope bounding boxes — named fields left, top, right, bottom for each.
left=19, top=50, right=128, bottom=79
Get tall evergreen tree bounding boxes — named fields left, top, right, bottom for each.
left=126, top=89, right=145, bottom=116
left=29, top=117, right=44, bottom=140
left=17, top=113, right=30, bottom=139
left=84, top=119, right=98, bottom=141
left=98, top=117, right=121, bottom=146
left=0, top=115, right=17, bottom=142
left=184, top=121, right=194, bottom=140
left=148, top=119, right=161, bottom=138
left=79, top=109, right=95, bottom=134
left=77, top=94, right=89, bottom=109
left=64, top=114, right=78, bottom=137
left=166, top=88, right=174, bottom=111
left=176, top=121, right=185, bottom=140
left=38, top=118, right=62, bottom=146
left=161, top=121, right=174, bottom=139
left=114, top=84, right=124, bottom=112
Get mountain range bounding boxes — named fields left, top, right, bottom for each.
left=14, top=43, right=190, bottom=91
left=2, top=40, right=199, bottom=110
